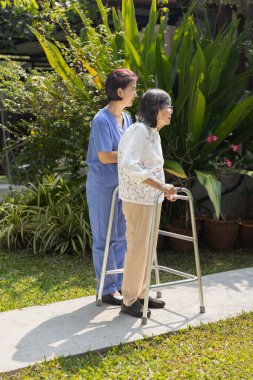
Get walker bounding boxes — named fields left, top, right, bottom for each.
left=97, top=186, right=206, bottom=326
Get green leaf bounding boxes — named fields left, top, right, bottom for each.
left=187, top=41, right=206, bottom=134
left=112, top=8, right=124, bottom=52
left=112, top=7, right=121, bottom=32
left=164, top=160, right=187, bottom=179
left=169, top=1, right=198, bottom=64
left=30, top=28, right=90, bottom=100
left=177, top=23, right=194, bottom=103
left=96, top=0, right=110, bottom=31
left=122, top=0, right=140, bottom=52
left=155, top=33, right=172, bottom=91
left=1, top=0, right=38, bottom=12
left=140, top=0, right=158, bottom=74
left=195, top=170, right=221, bottom=219
left=229, top=169, right=253, bottom=178
left=96, top=0, right=117, bottom=57
left=204, top=24, right=236, bottom=97
left=205, top=67, right=253, bottom=120
left=74, top=4, right=96, bottom=40
left=123, top=36, right=142, bottom=69
left=199, top=95, right=253, bottom=159
left=188, top=86, right=206, bottom=144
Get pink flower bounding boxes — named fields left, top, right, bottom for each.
left=224, top=158, right=233, bottom=168
left=206, top=134, right=218, bottom=143
left=232, top=144, right=239, bottom=152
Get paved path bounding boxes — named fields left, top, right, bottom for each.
left=0, top=267, right=253, bottom=374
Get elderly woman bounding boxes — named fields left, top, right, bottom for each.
left=118, top=89, right=176, bottom=318
left=86, top=68, right=137, bottom=305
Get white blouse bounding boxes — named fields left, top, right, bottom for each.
left=118, top=122, right=165, bottom=205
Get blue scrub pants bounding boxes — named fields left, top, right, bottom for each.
left=86, top=186, right=126, bottom=295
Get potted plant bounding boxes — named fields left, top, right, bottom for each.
left=204, top=215, right=239, bottom=251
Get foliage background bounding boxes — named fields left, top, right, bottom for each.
left=0, top=0, right=253, bottom=242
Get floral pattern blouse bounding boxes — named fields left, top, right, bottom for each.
left=118, top=122, right=165, bottom=205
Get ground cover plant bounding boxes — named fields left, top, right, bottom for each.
left=1, top=311, right=253, bottom=379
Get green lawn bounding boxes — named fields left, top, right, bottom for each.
left=1, top=312, right=253, bottom=379
left=1, top=248, right=253, bottom=379
left=1, top=248, right=253, bottom=312
left=0, top=251, right=96, bottom=312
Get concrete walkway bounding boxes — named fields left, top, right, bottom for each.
left=1, top=267, right=253, bottom=374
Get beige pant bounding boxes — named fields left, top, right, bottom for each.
left=122, top=201, right=162, bottom=306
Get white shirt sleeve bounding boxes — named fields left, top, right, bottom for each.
left=119, top=125, right=151, bottom=185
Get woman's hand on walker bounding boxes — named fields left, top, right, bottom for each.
left=162, top=184, right=177, bottom=202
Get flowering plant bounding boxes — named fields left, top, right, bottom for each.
left=165, top=131, right=249, bottom=222
left=205, top=134, right=243, bottom=171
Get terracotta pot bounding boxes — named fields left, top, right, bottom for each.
left=165, top=225, right=193, bottom=252
left=239, top=220, right=253, bottom=248
left=204, top=219, right=239, bottom=250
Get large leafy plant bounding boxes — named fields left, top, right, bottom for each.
left=158, top=15, right=253, bottom=218
left=92, top=1, right=253, bottom=218
left=94, top=0, right=253, bottom=219
left=33, top=0, right=253, bottom=218
left=2, top=0, right=253, bottom=218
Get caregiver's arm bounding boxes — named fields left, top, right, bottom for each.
left=98, top=151, right=118, bottom=164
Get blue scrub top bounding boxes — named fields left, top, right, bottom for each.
left=86, top=108, right=132, bottom=189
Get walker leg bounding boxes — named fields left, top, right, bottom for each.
left=188, top=190, right=206, bottom=313
left=156, top=291, right=162, bottom=298
left=142, top=201, right=160, bottom=325
left=142, top=317, right=148, bottom=325
left=153, top=253, right=161, bottom=298
left=97, top=186, right=119, bottom=306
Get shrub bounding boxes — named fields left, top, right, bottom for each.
left=0, top=175, right=91, bottom=254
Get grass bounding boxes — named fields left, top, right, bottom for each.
left=0, top=248, right=253, bottom=379
left=1, top=312, right=253, bottom=379
left=1, top=248, right=253, bottom=312
left=0, top=251, right=96, bottom=312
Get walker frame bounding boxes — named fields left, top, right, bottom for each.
left=97, top=186, right=206, bottom=326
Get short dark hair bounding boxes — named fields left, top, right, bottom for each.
left=105, top=68, right=138, bottom=101
left=138, top=89, right=172, bottom=128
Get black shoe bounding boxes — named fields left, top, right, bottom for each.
left=97, top=293, right=123, bottom=306
left=138, top=296, right=165, bottom=309
left=121, top=299, right=151, bottom=318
